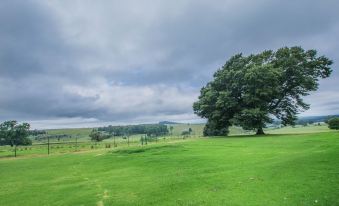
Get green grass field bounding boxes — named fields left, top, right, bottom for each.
left=1, top=128, right=339, bottom=205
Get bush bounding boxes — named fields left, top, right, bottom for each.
left=328, top=118, right=339, bottom=130
left=89, top=130, right=110, bottom=142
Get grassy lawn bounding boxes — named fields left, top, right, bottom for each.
left=1, top=131, right=339, bottom=206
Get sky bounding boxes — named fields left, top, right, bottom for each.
left=0, top=0, right=338, bottom=129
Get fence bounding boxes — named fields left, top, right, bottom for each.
left=0, top=135, right=199, bottom=158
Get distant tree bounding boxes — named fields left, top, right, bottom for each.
left=89, top=129, right=108, bottom=142
left=328, top=118, right=339, bottom=130
left=193, top=47, right=333, bottom=136
left=181, top=131, right=190, bottom=136
left=188, top=128, right=193, bottom=134
left=325, top=115, right=339, bottom=124
left=169, top=126, right=174, bottom=135
left=0, top=120, right=32, bottom=146
left=29, top=129, right=47, bottom=136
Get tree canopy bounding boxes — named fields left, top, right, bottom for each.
left=193, top=46, right=333, bottom=136
left=0, top=120, right=32, bottom=146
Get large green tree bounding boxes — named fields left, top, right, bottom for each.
left=0, top=120, right=32, bottom=146
left=193, top=47, right=333, bottom=136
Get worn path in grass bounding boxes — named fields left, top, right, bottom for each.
left=0, top=132, right=339, bottom=206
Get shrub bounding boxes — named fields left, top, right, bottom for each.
left=328, top=118, right=339, bottom=130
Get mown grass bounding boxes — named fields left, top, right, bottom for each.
left=1, top=131, right=338, bottom=206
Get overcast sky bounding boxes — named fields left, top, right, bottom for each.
left=0, top=0, right=338, bottom=129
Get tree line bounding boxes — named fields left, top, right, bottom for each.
left=97, top=124, right=169, bottom=137
left=29, top=129, right=47, bottom=136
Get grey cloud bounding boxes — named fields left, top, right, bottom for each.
left=0, top=0, right=339, bottom=128
left=0, top=1, right=65, bottom=78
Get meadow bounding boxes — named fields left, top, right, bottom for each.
left=0, top=125, right=338, bottom=205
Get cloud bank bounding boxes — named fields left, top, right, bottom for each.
left=0, top=0, right=338, bottom=128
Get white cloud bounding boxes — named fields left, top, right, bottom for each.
left=63, top=82, right=198, bottom=119
left=303, top=91, right=339, bottom=116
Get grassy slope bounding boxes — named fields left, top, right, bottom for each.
left=1, top=131, right=339, bottom=206
left=46, top=128, right=93, bottom=140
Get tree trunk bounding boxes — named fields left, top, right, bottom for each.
left=256, top=127, right=265, bottom=135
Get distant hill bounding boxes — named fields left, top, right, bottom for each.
left=297, top=115, right=339, bottom=124
left=159, top=121, right=180, bottom=125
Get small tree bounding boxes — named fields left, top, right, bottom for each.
left=0, top=120, right=31, bottom=146
left=89, top=129, right=104, bottom=142
left=328, top=118, right=339, bottom=130
left=169, top=126, right=174, bottom=135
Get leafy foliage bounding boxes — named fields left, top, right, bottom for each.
left=328, top=118, right=339, bottom=130
left=89, top=129, right=111, bottom=142
left=194, top=46, right=333, bottom=136
left=0, top=120, right=32, bottom=146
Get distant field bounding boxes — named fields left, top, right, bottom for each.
left=46, top=128, right=93, bottom=140
left=266, top=125, right=331, bottom=134
left=38, top=123, right=332, bottom=140
left=169, top=123, right=332, bottom=136
left=169, top=123, right=204, bottom=136
left=1, top=131, right=338, bottom=205
left=43, top=123, right=250, bottom=139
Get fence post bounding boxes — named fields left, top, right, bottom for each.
left=48, top=135, right=50, bottom=155
left=75, top=136, right=78, bottom=152
left=14, top=144, right=17, bottom=157
left=127, top=136, right=130, bottom=146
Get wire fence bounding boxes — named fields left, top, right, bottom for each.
left=0, top=135, right=199, bottom=158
